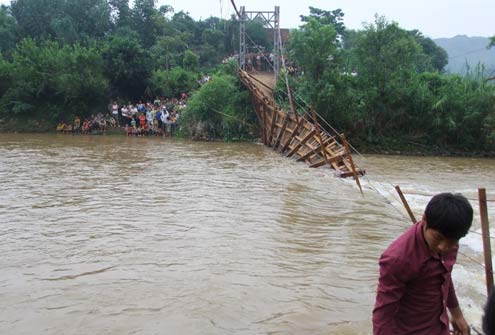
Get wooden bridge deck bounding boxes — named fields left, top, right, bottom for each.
left=239, top=70, right=365, bottom=178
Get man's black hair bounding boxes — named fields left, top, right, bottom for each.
left=484, top=286, right=495, bottom=335
left=424, top=193, right=473, bottom=240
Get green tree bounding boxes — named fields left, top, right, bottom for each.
left=0, top=55, right=13, bottom=100
left=246, top=21, right=270, bottom=52
left=101, top=27, right=152, bottom=99
left=1, top=38, right=108, bottom=121
left=180, top=73, right=255, bottom=139
left=0, top=5, right=17, bottom=58
left=11, top=0, right=111, bottom=43
left=130, top=0, right=166, bottom=48
left=300, top=7, right=345, bottom=37
left=195, top=23, right=226, bottom=67
left=409, top=30, right=448, bottom=72
left=151, top=35, right=187, bottom=70
left=183, top=49, right=199, bottom=72
left=288, top=17, right=338, bottom=98
left=149, top=67, right=197, bottom=98
left=352, top=16, right=423, bottom=137
left=109, top=0, right=131, bottom=28
left=488, top=36, right=495, bottom=48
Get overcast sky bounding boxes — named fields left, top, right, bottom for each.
left=1, top=0, right=493, bottom=38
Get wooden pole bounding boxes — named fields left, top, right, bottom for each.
left=310, top=105, right=331, bottom=166
left=342, top=134, right=363, bottom=195
left=395, top=185, right=417, bottom=224
left=479, top=188, right=494, bottom=295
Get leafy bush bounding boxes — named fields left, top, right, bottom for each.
left=179, top=72, right=257, bottom=140
left=0, top=38, right=108, bottom=122
left=149, top=67, right=198, bottom=98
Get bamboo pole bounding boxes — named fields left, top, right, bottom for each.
left=395, top=185, right=417, bottom=224
left=479, top=188, right=494, bottom=295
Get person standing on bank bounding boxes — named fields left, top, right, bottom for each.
left=373, top=193, right=473, bottom=335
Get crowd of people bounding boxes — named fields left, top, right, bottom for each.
left=56, top=95, right=187, bottom=137
left=222, top=52, right=298, bottom=76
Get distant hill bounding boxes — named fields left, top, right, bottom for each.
left=434, top=35, right=495, bottom=76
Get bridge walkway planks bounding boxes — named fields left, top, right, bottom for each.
left=239, top=70, right=365, bottom=178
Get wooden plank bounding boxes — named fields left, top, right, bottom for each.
left=273, top=113, right=290, bottom=149
left=322, top=144, right=347, bottom=172
left=309, top=153, right=346, bottom=168
left=287, top=129, right=316, bottom=157
left=256, top=102, right=268, bottom=145
left=280, top=118, right=303, bottom=153
left=309, top=105, right=332, bottom=169
left=297, top=137, right=335, bottom=162
left=239, top=68, right=365, bottom=179
left=245, top=71, right=274, bottom=92
left=342, top=134, right=363, bottom=194
left=262, top=104, right=271, bottom=145
left=267, top=107, right=278, bottom=146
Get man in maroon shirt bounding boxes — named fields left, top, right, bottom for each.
left=373, top=193, right=473, bottom=335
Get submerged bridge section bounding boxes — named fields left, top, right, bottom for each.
left=239, top=70, right=365, bottom=179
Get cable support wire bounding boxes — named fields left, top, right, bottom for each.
left=400, top=190, right=495, bottom=203
left=467, top=230, right=495, bottom=243
left=375, top=185, right=490, bottom=271
left=374, top=183, right=491, bottom=271
left=229, top=0, right=241, bottom=19
left=274, top=53, right=366, bottom=159
left=273, top=84, right=365, bottom=156
left=457, top=249, right=489, bottom=271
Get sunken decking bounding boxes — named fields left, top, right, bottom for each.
left=239, top=70, right=365, bottom=178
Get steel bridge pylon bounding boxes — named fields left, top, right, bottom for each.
left=239, top=6, right=280, bottom=82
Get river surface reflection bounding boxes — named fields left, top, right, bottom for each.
left=0, top=134, right=494, bottom=334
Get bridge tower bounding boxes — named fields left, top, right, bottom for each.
left=239, top=6, right=281, bottom=80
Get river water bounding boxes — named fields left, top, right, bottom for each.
left=0, top=133, right=494, bottom=335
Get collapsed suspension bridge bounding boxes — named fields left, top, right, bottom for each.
left=231, top=2, right=365, bottom=182
left=238, top=70, right=366, bottom=180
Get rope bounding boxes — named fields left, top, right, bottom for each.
left=458, top=249, right=489, bottom=271
left=470, top=326, right=484, bottom=335
left=467, top=229, right=495, bottom=243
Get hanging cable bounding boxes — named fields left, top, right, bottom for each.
left=229, top=0, right=241, bottom=19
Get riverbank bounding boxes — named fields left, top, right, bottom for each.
left=355, top=138, right=495, bottom=158
left=2, top=117, right=494, bottom=158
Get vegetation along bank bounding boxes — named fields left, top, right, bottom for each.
left=0, top=2, right=494, bottom=155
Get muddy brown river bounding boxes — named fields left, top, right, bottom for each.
left=0, top=134, right=494, bottom=334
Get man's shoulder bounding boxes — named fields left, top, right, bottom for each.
left=381, top=224, right=419, bottom=261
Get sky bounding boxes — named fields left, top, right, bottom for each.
left=157, top=0, right=495, bottom=39
left=1, top=0, right=493, bottom=39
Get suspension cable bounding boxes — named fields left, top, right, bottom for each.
left=230, top=0, right=241, bottom=19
